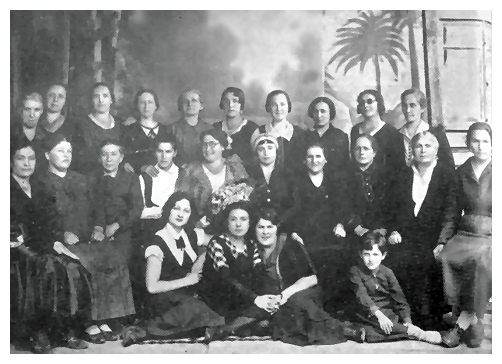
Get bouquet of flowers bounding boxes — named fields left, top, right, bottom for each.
left=209, top=182, right=254, bottom=217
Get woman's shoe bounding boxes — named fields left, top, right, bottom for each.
left=101, top=330, right=120, bottom=341
left=30, top=331, right=52, bottom=354
left=465, top=321, right=484, bottom=348
left=343, top=326, right=366, bottom=343
left=65, top=336, right=89, bottom=350
left=204, top=325, right=230, bottom=343
left=84, top=332, right=106, bottom=344
left=121, top=326, right=146, bottom=347
left=441, top=325, right=465, bottom=348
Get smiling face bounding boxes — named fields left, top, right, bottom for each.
left=168, top=198, right=191, bottom=229
left=256, top=141, right=277, bottom=167
left=255, top=218, right=278, bottom=248
left=46, top=85, right=67, bottom=114
left=22, top=99, right=43, bottom=128
left=100, top=144, right=124, bottom=174
left=361, top=244, right=386, bottom=272
left=305, top=146, right=326, bottom=175
left=227, top=208, right=250, bottom=239
left=202, top=135, right=223, bottom=163
left=353, top=137, right=376, bottom=168
left=312, top=101, right=331, bottom=128
left=269, top=93, right=289, bottom=123
left=401, top=93, right=424, bottom=125
left=156, top=142, right=177, bottom=170
left=12, top=146, right=36, bottom=178
left=92, top=85, right=113, bottom=114
left=137, top=92, right=157, bottom=119
left=222, top=92, right=242, bottom=118
left=46, top=141, right=72, bottom=172
left=412, top=134, right=438, bottom=164
left=468, top=129, right=492, bottom=162
left=360, top=93, right=379, bottom=119
left=181, top=91, right=203, bottom=117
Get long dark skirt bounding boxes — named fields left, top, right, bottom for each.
left=441, top=215, right=492, bottom=317
left=271, top=287, right=347, bottom=346
left=11, top=249, right=93, bottom=338
left=145, top=287, right=224, bottom=337
left=69, top=237, right=135, bottom=321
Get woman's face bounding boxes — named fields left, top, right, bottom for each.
left=92, top=85, right=113, bottom=114
left=412, top=135, right=438, bottom=164
left=138, top=92, right=157, bottom=119
left=360, top=93, right=379, bottom=119
left=227, top=208, right=250, bottom=239
left=401, top=93, right=424, bottom=125
left=46, top=85, right=67, bottom=114
left=269, top=93, right=289, bottom=123
left=202, top=135, right=223, bottom=163
left=22, top=99, right=43, bottom=128
left=312, top=101, right=331, bottom=128
left=168, top=198, right=191, bottom=229
left=156, top=142, right=177, bottom=170
left=222, top=92, right=242, bottom=118
left=305, top=146, right=326, bottom=174
left=255, top=218, right=278, bottom=248
left=47, top=141, right=72, bottom=172
left=353, top=137, right=376, bottom=167
left=256, top=142, right=277, bottom=166
left=469, top=129, right=491, bottom=162
left=100, top=144, right=124, bottom=173
left=181, top=91, right=203, bottom=117
left=12, top=147, right=36, bottom=178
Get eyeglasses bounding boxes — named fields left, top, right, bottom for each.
left=202, top=141, right=220, bottom=149
left=360, top=98, right=377, bottom=105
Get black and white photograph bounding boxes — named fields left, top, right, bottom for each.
left=8, top=4, right=493, bottom=354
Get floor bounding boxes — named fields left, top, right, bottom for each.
left=11, top=314, right=492, bottom=354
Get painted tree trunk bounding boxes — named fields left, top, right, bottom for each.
left=59, top=11, right=71, bottom=85
left=425, top=10, right=444, bottom=127
left=407, top=11, right=420, bottom=89
left=373, top=55, right=381, bottom=93
left=91, top=10, right=102, bottom=82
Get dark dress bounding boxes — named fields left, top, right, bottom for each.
left=283, top=170, right=350, bottom=301
left=10, top=176, right=92, bottom=338
left=261, top=235, right=347, bottom=346
left=72, top=115, right=122, bottom=175
left=303, top=125, right=350, bottom=177
left=247, top=161, right=292, bottom=216
left=441, top=158, right=492, bottom=317
left=199, top=234, right=268, bottom=321
left=350, top=122, right=406, bottom=176
left=213, top=119, right=258, bottom=170
left=167, top=118, right=212, bottom=166
left=143, top=227, right=224, bottom=337
left=348, top=263, right=411, bottom=342
left=121, top=122, right=172, bottom=173
left=390, top=162, right=457, bottom=327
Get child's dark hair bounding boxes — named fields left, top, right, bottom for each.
left=360, top=230, right=388, bottom=254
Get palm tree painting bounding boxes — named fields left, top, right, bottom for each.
left=327, top=10, right=407, bottom=92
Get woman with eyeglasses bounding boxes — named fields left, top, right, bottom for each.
left=179, top=129, right=249, bottom=221
left=350, top=90, right=406, bottom=175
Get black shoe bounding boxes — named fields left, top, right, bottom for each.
left=101, top=330, right=120, bottom=341
left=30, top=331, right=52, bottom=354
left=465, top=321, right=484, bottom=348
left=85, top=332, right=106, bottom=344
left=121, top=326, right=146, bottom=347
left=204, top=326, right=230, bottom=343
left=441, top=325, right=465, bottom=348
left=65, top=336, right=89, bottom=350
left=343, top=326, right=366, bottom=343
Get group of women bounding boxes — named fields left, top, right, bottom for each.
left=10, top=82, right=492, bottom=352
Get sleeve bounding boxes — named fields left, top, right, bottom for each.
left=338, top=131, right=350, bottom=170
left=386, top=268, right=411, bottom=322
left=437, top=167, right=459, bottom=245
left=291, top=238, right=316, bottom=277
left=349, top=266, right=379, bottom=315
left=433, top=126, right=455, bottom=170
left=90, top=176, right=106, bottom=229
left=145, top=245, right=164, bottom=261
left=206, top=238, right=229, bottom=270
left=117, top=174, right=144, bottom=229
left=389, top=128, right=407, bottom=172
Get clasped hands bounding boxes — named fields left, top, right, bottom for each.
left=254, top=294, right=284, bottom=314
left=90, top=223, right=120, bottom=242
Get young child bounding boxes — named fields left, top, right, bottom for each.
left=347, top=231, right=442, bottom=344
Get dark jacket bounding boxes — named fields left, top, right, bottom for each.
left=213, top=119, right=258, bottom=169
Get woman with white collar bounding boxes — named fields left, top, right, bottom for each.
left=123, top=192, right=223, bottom=345
left=350, top=89, right=406, bottom=175
left=250, top=89, right=305, bottom=174
left=213, top=87, right=258, bottom=170
left=72, top=82, right=122, bottom=175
